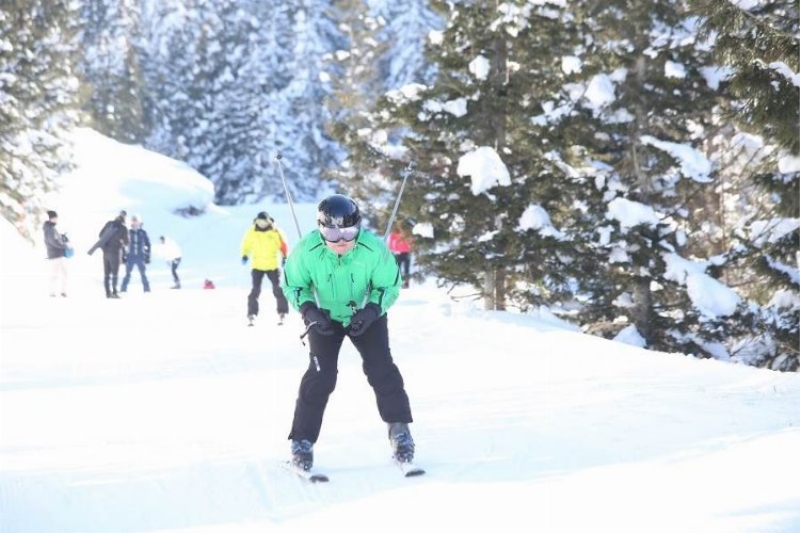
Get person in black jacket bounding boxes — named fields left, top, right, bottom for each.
left=42, top=210, right=69, bottom=297
left=98, top=211, right=129, bottom=298
left=121, top=214, right=151, bottom=293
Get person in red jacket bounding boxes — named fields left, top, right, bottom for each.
left=388, top=221, right=413, bottom=288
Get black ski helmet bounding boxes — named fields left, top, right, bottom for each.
left=317, top=194, right=361, bottom=228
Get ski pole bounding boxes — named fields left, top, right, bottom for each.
left=298, top=322, right=322, bottom=371
left=275, top=152, right=321, bottom=372
left=360, top=160, right=415, bottom=307
left=275, top=153, right=304, bottom=239
left=382, top=161, right=415, bottom=242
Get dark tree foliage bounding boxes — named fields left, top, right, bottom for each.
left=690, top=0, right=799, bottom=370
left=374, top=1, right=593, bottom=311
left=78, top=0, right=146, bottom=143
left=0, top=0, right=81, bottom=240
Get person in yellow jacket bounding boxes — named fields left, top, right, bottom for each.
left=241, top=211, right=289, bottom=326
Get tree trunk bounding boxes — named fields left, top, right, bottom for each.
left=632, top=277, right=653, bottom=343
left=483, top=269, right=496, bottom=310
left=482, top=22, right=509, bottom=312
left=495, top=267, right=506, bottom=311
left=483, top=268, right=507, bottom=311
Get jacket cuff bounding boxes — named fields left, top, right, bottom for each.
left=299, top=301, right=317, bottom=316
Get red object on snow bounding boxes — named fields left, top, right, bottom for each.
left=203, top=279, right=215, bottom=289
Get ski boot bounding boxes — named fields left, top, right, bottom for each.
left=388, top=422, right=415, bottom=463
left=291, top=439, right=314, bottom=471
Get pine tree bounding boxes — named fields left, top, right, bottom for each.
left=375, top=0, right=587, bottom=310
left=563, top=0, right=734, bottom=357
left=690, top=0, right=799, bottom=370
left=138, top=0, right=340, bottom=205
left=78, top=0, right=145, bottom=143
left=189, top=0, right=274, bottom=204
left=0, top=0, right=81, bottom=239
left=370, top=0, right=441, bottom=88
left=138, top=0, right=230, bottom=201
left=322, top=0, right=397, bottom=228
left=264, top=0, right=342, bottom=204
left=375, top=0, right=748, bottom=361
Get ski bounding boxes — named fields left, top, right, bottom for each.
left=394, top=459, right=425, bottom=477
left=282, top=461, right=329, bottom=483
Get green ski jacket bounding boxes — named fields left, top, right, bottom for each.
left=281, top=229, right=402, bottom=326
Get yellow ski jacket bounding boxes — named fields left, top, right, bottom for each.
left=241, top=225, right=288, bottom=271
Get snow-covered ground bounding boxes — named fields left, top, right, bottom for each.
left=1, top=130, right=799, bottom=533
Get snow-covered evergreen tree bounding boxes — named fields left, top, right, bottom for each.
left=323, top=0, right=397, bottom=227
left=78, top=0, right=145, bottom=143
left=691, top=0, right=799, bottom=370
left=138, top=0, right=340, bottom=205
left=262, top=0, right=343, bottom=204
left=376, top=0, right=752, bottom=361
left=138, top=0, right=231, bottom=204
left=556, top=0, right=737, bottom=358
left=368, top=0, right=441, bottom=88
left=0, top=0, right=81, bottom=240
left=377, top=1, right=590, bottom=310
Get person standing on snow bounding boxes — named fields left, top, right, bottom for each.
left=155, top=235, right=182, bottom=289
left=241, top=211, right=289, bottom=326
left=388, top=221, right=414, bottom=288
left=120, top=214, right=151, bottom=293
left=96, top=211, right=129, bottom=298
left=281, top=194, right=415, bottom=472
left=42, top=210, right=70, bottom=297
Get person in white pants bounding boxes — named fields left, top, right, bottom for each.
left=42, top=210, right=69, bottom=297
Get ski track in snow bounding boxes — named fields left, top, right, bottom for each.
left=1, top=285, right=799, bottom=533
left=0, top=288, right=440, bottom=531
left=4, top=132, right=799, bottom=532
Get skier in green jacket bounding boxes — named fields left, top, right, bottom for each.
left=281, top=194, right=415, bottom=471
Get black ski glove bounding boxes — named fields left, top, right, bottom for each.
left=348, top=303, right=381, bottom=337
left=300, top=302, right=334, bottom=336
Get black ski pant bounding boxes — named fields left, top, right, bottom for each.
left=248, top=269, right=289, bottom=316
left=102, top=250, right=122, bottom=296
left=394, top=252, right=410, bottom=277
left=288, top=313, right=413, bottom=443
left=394, top=252, right=411, bottom=287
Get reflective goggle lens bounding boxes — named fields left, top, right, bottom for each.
left=319, top=225, right=359, bottom=243
left=255, top=219, right=270, bottom=229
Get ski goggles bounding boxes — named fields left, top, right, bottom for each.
left=318, top=224, right=360, bottom=243
left=255, top=219, right=271, bottom=229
